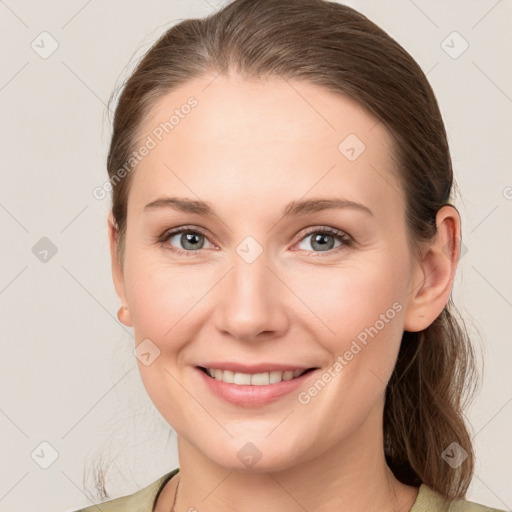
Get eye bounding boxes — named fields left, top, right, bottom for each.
left=158, top=227, right=215, bottom=256
left=295, top=227, right=353, bottom=255
left=157, top=225, right=353, bottom=257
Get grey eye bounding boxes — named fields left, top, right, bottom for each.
left=298, top=232, right=343, bottom=252
left=166, top=231, right=213, bottom=251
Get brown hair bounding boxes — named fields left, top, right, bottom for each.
left=101, top=0, right=477, bottom=501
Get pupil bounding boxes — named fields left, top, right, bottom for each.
left=183, top=233, right=202, bottom=250
left=313, top=233, right=333, bottom=251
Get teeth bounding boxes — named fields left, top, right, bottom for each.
left=205, top=368, right=308, bottom=385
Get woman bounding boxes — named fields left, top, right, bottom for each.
left=74, top=0, right=505, bottom=510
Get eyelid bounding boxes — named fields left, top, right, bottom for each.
left=157, top=225, right=216, bottom=256
left=157, top=225, right=354, bottom=256
left=292, top=226, right=354, bottom=254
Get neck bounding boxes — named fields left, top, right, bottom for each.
left=160, top=404, right=418, bottom=512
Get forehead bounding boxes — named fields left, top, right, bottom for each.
left=129, top=75, right=403, bottom=220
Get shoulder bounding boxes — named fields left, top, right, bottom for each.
left=70, top=468, right=179, bottom=512
left=411, top=484, right=507, bottom=512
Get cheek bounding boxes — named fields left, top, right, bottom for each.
left=293, top=264, right=406, bottom=431
left=123, top=252, right=202, bottom=335
left=298, top=260, right=402, bottom=331
left=298, top=256, right=406, bottom=378
left=124, top=260, right=201, bottom=422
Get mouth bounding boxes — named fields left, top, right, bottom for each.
left=197, top=366, right=318, bottom=386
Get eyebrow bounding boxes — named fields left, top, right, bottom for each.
left=143, top=196, right=373, bottom=218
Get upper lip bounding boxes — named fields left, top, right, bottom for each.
left=197, top=362, right=317, bottom=373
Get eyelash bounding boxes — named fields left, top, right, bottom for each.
left=157, top=225, right=354, bottom=258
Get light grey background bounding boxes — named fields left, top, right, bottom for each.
left=0, top=1, right=511, bottom=511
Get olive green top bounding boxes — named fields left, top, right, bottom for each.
left=73, top=467, right=505, bottom=512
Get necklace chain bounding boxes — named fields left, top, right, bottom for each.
left=169, top=475, right=181, bottom=512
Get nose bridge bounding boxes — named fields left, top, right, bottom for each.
left=233, top=241, right=270, bottom=301
left=213, top=235, right=287, bottom=340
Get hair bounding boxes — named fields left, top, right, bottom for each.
left=99, top=0, right=478, bottom=502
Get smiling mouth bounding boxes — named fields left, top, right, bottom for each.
left=197, top=366, right=318, bottom=386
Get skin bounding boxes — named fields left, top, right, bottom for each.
left=109, top=74, right=461, bottom=512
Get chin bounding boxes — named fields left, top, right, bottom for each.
left=198, top=438, right=309, bottom=475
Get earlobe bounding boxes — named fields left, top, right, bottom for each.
left=108, top=212, right=133, bottom=327
left=403, top=205, right=461, bottom=332
left=117, top=304, right=133, bottom=327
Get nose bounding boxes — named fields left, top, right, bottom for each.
left=212, top=247, right=289, bottom=343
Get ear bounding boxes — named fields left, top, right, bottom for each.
left=108, top=212, right=133, bottom=327
left=403, top=205, right=462, bottom=332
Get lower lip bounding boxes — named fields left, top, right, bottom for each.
left=195, top=367, right=318, bottom=407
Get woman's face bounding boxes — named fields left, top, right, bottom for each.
left=111, top=75, right=426, bottom=471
